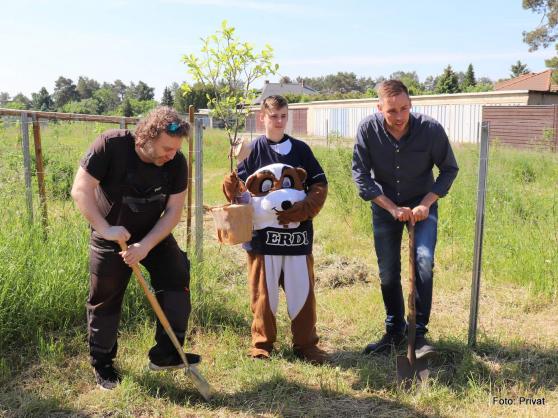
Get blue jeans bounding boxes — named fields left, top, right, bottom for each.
left=371, top=201, right=438, bottom=337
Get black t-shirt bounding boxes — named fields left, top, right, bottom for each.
left=80, top=129, right=187, bottom=242
left=238, top=134, right=327, bottom=255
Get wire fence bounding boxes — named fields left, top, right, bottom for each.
left=0, top=108, right=204, bottom=252
left=1, top=111, right=556, bottom=297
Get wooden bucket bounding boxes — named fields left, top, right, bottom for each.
left=210, top=203, right=253, bottom=245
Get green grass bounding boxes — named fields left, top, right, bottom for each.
left=1, top=122, right=557, bottom=417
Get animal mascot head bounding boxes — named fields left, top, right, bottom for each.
left=245, top=163, right=307, bottom=230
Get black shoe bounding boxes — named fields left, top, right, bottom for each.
left=94, top=364, right=121, bottom=390
left=148, top=352, right=201, bottom=371
left=363, top=332, right=406, bottom=355
left=415, top=336, right=435, bottom=359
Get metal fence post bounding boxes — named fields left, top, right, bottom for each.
left=250, top=113, right=254, bottom=140
left=468, top=121, right=490, bottom=347
left=32, top=114, right=48, bottom=236
left=326, top=118, right=329, bottom=147
left=194, top=117, right=204, bottom=261
left=187, top=105, right=194, bottom=248
left=20, top=113, right=34, bottom=224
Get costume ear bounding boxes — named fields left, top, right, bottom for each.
left=294, top=167, right=307, bottom=183
left=245, top=175, right=257, bottom=194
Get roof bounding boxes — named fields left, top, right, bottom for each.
left=495, top=69, right=558, bottom=92
left=253, top=81, right=318, bottom=104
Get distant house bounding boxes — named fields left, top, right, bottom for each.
left=495, top=69, right=558, bottom=92
left=253, top=80, right=318, bottom=104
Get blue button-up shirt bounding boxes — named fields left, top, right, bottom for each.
left=352, top=112, right=459, bottom=205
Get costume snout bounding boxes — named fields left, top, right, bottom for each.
left=252, top=188, right=306, bottom=230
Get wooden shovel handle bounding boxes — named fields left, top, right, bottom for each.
left=406, top=223, right=417, bottom=364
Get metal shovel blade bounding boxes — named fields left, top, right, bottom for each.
left=396, top=355, right=430, bottom=388
left=186, top=365, right=213, bottom=401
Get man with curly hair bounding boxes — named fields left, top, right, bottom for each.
left=71, top=106, right=199, bottom=390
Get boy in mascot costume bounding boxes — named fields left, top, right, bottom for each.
left=222, top=95, right=329, bottom=364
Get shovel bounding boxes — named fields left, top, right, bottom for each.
left=118, top=242, right=213, bottom=401
left=396, top=223, right=430, bottom=388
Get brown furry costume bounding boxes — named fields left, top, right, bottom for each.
left=223, top=164, right=328, bottom=363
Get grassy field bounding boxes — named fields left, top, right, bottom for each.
left=0, top=120, right=557, bottom=417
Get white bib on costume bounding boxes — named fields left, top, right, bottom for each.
left=264, top=254, right=310, bottom=320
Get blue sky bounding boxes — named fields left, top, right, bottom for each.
left=1, top=0, right=554, bottom=99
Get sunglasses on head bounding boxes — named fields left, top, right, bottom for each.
left=166, top=121, right=182, bottom=134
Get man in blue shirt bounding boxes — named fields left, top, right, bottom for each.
left=352, top=80, right=459, bottom=358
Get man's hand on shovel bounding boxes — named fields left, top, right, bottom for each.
left=411, top=205, right=429, bottom=223
left=119, top=242, right=149, bottom=266
left=99, top=225, right=130, bottom=242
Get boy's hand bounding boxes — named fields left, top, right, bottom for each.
left=277, top=201, right=308, bottom=225
left=222, top=172, right=245, bottom=203
left=276, top=182, right=328, bottom=225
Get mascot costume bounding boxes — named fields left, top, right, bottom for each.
left=223, top=158, right=328, bottom=364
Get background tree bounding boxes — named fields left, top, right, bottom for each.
left=478, top=76, right=494, bottom=85
left=76, top=76, right=100, bottom=100
left=327, top=72, right=360, bottom=93
left=523, top=0, right=558, bottom=50
left=523, top=0, right=558, bottom=80
left=462, top=63, right=477, bottom=89
left=296, top=72, right=374, bottom=94
left=121, top=98, right=133, bottom=117
left=510, top=60, right=530, bottom=77
left=170, top=82, right=187, bottom=113
left=161, top=87, right=174, bottom=107
left=92, top=87, right=119, bottom=114
left=128, top=98, right=157, bottom=116
left=9, top=93, right=32, bottom=110
left=295, top=75, right=324, bottom=91
left=463, top=81, right=494, bottom=92
left=389, top=71, right=423, bottom=95
left=31, top=87, right=54, bottom=111
left=128, top=81, right=155, bottom=101
left=422, top=75, right=438, bottom=93
left=53, top=76, right=78, bottom=109
left=112, top=80, right=128, bottom=102
left=61, top=98, right=100, bottom=115
left=183, top=20, right=278, bottom=171
left=279, top=75, right=292, bottom=84
left=0, top=92, right=10, bottom=106
left=172, top=82, right=214, bottom=112
left=435, top=65, right=460, bottom=94
left=282, top=93, right=306, bottom=103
